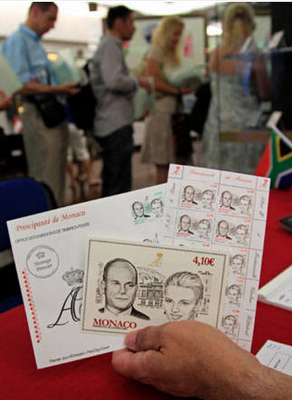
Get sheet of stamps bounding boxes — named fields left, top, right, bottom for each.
left=161, top=164, right=270, bottom=351
left=81, top=238, right=228, bottom=335
left=7, top=184, right=165, bottom=369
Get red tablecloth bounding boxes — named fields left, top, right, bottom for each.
left=0, top=189, right=292, bottom=400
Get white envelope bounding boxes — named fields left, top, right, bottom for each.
left=7, top=184, right=165, bottom=369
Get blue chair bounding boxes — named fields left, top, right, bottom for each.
left=0, top=177, right=57, bottom=312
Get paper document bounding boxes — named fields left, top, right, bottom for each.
left=0, top=53, right=22, bottom=94
left=162, top=164, right=270, bottom=351
left=51, top=49, right=81, bottom=85
left=258, top=264, right=292, bottom=311
left=81, top=238, right=227, bottom=335
left=7, top=184, right=165, bottom=369
left=256, top=340, right=292, bottom=376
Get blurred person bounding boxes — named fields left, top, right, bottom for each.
left=66, top=108, right=101, bottom=192
left=164, top=271, right=203, bottom=321
left=112, top=320, right=292, bottom=400
left=203, top=3, right=270, bottom=174
left=2, top=2, right=79, bottom=206
left=140, top=16, right=194, bottom=184
left=89, top=6, right=151, bottom=197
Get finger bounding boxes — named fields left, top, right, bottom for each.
left=112, top=347, right=161, bottom=382
left=125, top=325, right=165, bottom=352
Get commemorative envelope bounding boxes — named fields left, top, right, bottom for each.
left=81, top=238, right=228, bottom=335
left=7, top=184, right=165, bottom=368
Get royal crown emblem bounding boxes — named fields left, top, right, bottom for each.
left=62, top=268, right=84, bottom=286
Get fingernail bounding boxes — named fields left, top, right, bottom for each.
left=125, top=330, right=138, bottom=351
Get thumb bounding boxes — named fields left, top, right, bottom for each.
left=125, top=325, right=164, bottom=352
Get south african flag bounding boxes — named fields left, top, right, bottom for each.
left=255, top=128, right=292, bottom=189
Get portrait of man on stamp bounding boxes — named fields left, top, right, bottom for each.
left=178, top=214, right=194, bottom=235
left=132, top=201, right=150, bottom=220
left=99, top=258, right=150, bottom=320
left=216, top=220, right=232, bottom=240
left=220, top=190, right=235, bottom=210
left=182, top=185, right=198, bottom=205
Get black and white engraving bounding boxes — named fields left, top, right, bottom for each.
left=177, top=214, right=194, bottom=235
left=234, top=224, right=249, bottom=246
left=150, top=198, right=164, bottom=218
left=98, top=258, right=150, bottom=320
left=132, top=201, right=151, bottom=220
left=222, top=314, right=238, bottom=336
left=200, top=189, right=215, bottom=210
left=219, top=190, right=235, bottom=210
left=181, top=184, right=198, bottom=206
left=163, top=271, right=204, bottom=321
left=197, top=219, right=212, bottom=241
left=225, top=284, right=242, bottom=306
left=216, top=220, right=232, bottom=240
left=230, top=254, right=246, bottom=276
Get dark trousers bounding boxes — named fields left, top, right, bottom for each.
left=97, top=125, right=133, bottom=197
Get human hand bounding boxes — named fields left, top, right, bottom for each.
left=0, top=90, right=12, bottom=110
left=112, top=321, right=269, bottom=400
left=180, top=85, right=196, bottom=95
left=58, top=82, right=81, bottom=96
left=138, top=77, right=152, bottom=94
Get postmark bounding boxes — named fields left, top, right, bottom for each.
left=26, top=245, right=59, bottom=278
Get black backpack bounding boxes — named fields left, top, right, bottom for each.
left=67, top=62, right=96, bottom=130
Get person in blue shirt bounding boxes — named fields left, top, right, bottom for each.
left=2, top=2, right=79, bottom=206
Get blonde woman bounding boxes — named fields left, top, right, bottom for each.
left=203, top=3, right=270, bottom=174
left=141, top=16, right=193, bottom=184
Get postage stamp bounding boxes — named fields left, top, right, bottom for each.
left=81, top=238, right=228, bottom=335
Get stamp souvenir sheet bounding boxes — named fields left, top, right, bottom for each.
left=162, top=164, right=270, bottom=351
left=7, top=184, right=165, bottom=369
left=81, top=238, right=228, bottom=335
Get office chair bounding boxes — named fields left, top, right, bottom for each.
left=0, top=177, right=57, bottom=312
